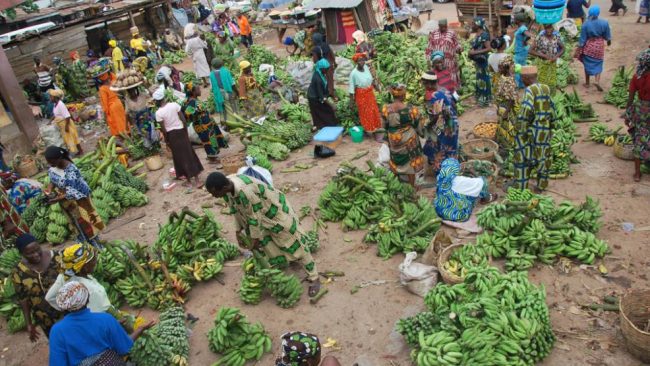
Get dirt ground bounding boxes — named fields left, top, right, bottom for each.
left=3, top=0, right=650, bottom=364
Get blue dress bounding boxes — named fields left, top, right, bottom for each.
left=423, top=90, right=459, bottom=175
left=514, top=25, right=530, bottom=88
left=578, top=18, right=611, bottom=76
left=434, top=158, right=489, bottom=222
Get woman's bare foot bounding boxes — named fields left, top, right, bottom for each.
left=634, top=172, right=641, bottom=182
left=583, top=83, right=590, bottom=88
left=595, top=84, right=603, bottom=92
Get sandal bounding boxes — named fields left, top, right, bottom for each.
left=595, top=84, right=603, bottom=92
left=480, top=193, right=499, bottom=204
left=308, top=280, right=321, bottom=297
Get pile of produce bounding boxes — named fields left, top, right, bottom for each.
left=207, top=307, right=273, bottom=365
left=605, top=66, right=633, bottom=108
left=0, top=248, right=25, bottom=333
left=181, top=71, right=199, bottom=86
left=556, top=58, right=579, bottom=89
left=129, top=306, right=189, bottom=366
left=319, top=162, right=441, bottom=258
left=398, top=268, right=555, bottom=365
left=548, top=91, right=580, bottom=176
left=120, top=132, right=160, bottom=160
left=589, top=123, right=623, bottom=146
left=161, top=50, right=187, bottom=64
left=458, top=40, right=477, bottom=98
left=461, top=160, right=497, bottom=178
left=93, top=209, right=240, bottom=310
left=565, top=89, right=598, bottom=122
left=112, top=69, right=144, bottom=89
left=239, top=256, right=303, bottom=308
left=335, top=88, right=358, bottom=129
left=472, top=188, right=609, bottom=269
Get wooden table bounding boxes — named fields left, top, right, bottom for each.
left=269, top=20, right=318, bottom=43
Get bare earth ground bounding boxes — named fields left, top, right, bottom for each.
left=3, top=0, right=650, bottom=364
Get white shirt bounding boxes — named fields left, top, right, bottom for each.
left=52, top=100, right=71, bottom=120
left=488, top=52, right=509, bottom=73
left=46, top=274, right=111, bottom=313
left=155, top=102, right=184, bottom=132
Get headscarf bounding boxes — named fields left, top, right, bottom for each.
left=437, top=158, right=485, bottom=197
left=636, top=49, right=650, bottom=77
left=239, top=60, right=251, bottom=76
left=184, top=23, right=198, bottom=39
left=56, top=281, right=89, bottom=312
left=314, top=58, right=330, bottom=87
left=98, top=71, right=110, bottom=81
left=520, top=65, right=538, bottom=75
left=430, top=50, right=444, bottom=63
left=15, top=233, right=37, bottom=253
left=499, top=55, right=514, bottom=73
left=588, top=5, right=600, bottom=18
left=438, top=18, right=448, bottom=26
left=352, top=53, right=366, bottom=63
left=70, top=51, right=79, bottom=60
left=275, top=332, right=321, bottom=366
left=474, top=17, right=488, bottom=32
left=152, top=85, right=166, bottom=101
left=44, top=146, right=71, bottom=162
left=49, top=89, right=64, bottom=99
left=421, top=71, right=438, bottom=81
left=61, top=243, right=96, bottom=277
left=108, top=40, right=117, bottom=48
left=352, top=30, right=367, bottom=44
left=390, top=83, right=407, bottom=98
left=312, top=33, right=331, bottom=58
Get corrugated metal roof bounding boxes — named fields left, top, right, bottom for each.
left=305, top=0, right=362, bottom=9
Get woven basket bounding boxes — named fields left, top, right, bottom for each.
left=437, top=244, right=465, bottom=285
left=222, top=153, right=246, bottom=175
left=470, top=122, right=498, bottom=140
left=619, top=289, right=650, bottom=363
left=421, top=230, right=453, bottom=265
left=614, top=136, right=635, bottom=161
left=15, top=158, right=39, bottom=177
left=461, top=160, right=499, bottom=185
left=463, top=139, right=499, bottom=162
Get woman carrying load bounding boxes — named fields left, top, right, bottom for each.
left=530, top=23, right=565, bottom=93
left=577, top=5, right=612, bottom=91
left=210, top=58, right=239, bottom=123
left=50, top=89, right=83, bottom=155
left=421, top=71, right=458, bottom=175
left=238, top=60, right=266, bottom=119
left=184, top=84, right=228, bottom=166
left=625, top=49, right=650, bottom=182
left=381, top=84, right=425, bottom=187
left=468, top=17, right=492, bottom=107
left=349, top=53, right=382, bottom=141
left=98, top=71, right=128, bottom=137
left=494, top=56, right=518, bottom=154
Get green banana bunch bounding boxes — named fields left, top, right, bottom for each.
left=396, top=312, right=439, bottom=347
left=459, top=40, right=477, bottom=98
left=238, top=258, right=303, bottom=308
left=130, top=306, right=190, bottom=366
left=208, top=307, right=272, bottom=366
left=0, top=248, right=21, bottom=275
left=413, top=331, right=463, bottom=366
left=245, top=145, right=273, bottom=171
left=605, top=66, right=633, bottom=108
left=266, top=271, right=303, bottom=308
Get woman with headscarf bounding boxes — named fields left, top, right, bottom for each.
left=308, top=59, right=339, bottom=129
left=1, top=183, right=29, bottom=240
left=352, top=30, right=376, bottom=60
left=184, top=84, right=228, bottom=166
left=98, top=71, right=128, bottom=137
left=124, top=86, right=158, bottom=149
left=625, top=49, right=650, bottom=182
left=311, top=33, right=336, bottom=98
left=45, top=243, right=111, bottom=313
left=238, top=60, right=265, bottom=118
left=153, top=86, right=204, bottom=188
left=49, top=89, right=83, bottom=155
left=381, top=84, right=425, bottom=187
left=1, top=171, right=42, bottom=214
left=577, top=5, right=612, bottom=91
left=494, top=56, right=518, bottom=154
left=349, top=53, right=382, bottom=141
left=11, top=233, right=63, bottom=342
left=434, top=158, right=497, bottom=222
left=468, top=17, right=492, bottom=107
left=513, top=12, right=534, bottom=88
left=67, top=51, right=92, bottom=100
left=421, top=71, right=458, bottom=175
left=108, top=40, right=124, bottom=73
left=430, top=50, right=457, bottom=93
left=48, top=281, right=154, bottom=366
left=44, top=146, right=104, bottom=247
left=210, top=58, right=239, bottom=123
left=275, top=331, right=342, bottom=366
left=184, top=23, right=211, bottom=87
left=530, top=24, right=565, bottom=93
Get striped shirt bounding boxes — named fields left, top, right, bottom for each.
left=433, top=68, right=456, bottom=93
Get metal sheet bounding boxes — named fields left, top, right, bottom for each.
left=305, top=0, right=362, bottom=9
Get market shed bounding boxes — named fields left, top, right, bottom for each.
left=305, top=0, right=379, bottom=44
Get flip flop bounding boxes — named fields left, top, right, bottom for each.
left=308, top=281, right=321, bottom=297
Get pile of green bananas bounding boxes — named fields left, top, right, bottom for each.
left=556, top=58, right=579, bottom=89
left=21, top=196, right=52, bottom=242
left=402, top=269, right=555, bottom=366
left=46, top=203, right=72, bottom=244
left=365, top=197, right=441, bottom=259
left=245, top=145, right=273, bottom=171
left=549, top=91, right=580, bottom=177
left=564, top=89, right=597, bottom=122
left=130, top=306, right=190, bottom=366
left=442, top=244, right=490, bottom=279
left=0, top=248, right=26, bottom=333
left=458, top=41, right=477, bottom=98
left=161, top=50, right=187, bottom=64
left=589, top=123, right=622, bottom=145
left=605, top=66, right=633, bottom=108
left=335, top=88, right=358, bottom=129
left=472, top=188, right=609, bottom=267
left=239, top=257, right=303, bottom=308
left=207, top=307, right=273, bottom=366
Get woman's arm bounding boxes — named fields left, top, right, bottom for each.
left=556, top=39, right=565, bottom=60
left=19, top=300, right=40, bottom=342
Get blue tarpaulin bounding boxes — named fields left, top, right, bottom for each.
left=259, top=0, right=293, bottom=9
left=172, top=7, right=189, bottom=27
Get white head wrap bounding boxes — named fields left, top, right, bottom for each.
left=152, top=86, right=166, bottom=101
left=352, top=30, right=366, bottom=43
left=451, top=176, right=485, bottom=197
left=56, top=281, right=89, bottom=311
left=259, top=64, right=275, bottom=76
left=184, top=23, right=198, bottom=39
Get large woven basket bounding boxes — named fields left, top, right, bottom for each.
left=222, top=153, right=246, bottom=175
left=619, top=289, right=650, bottom=363
left=437, top=244, right=465, bottom=285
left=460, top=160, right=499, bottom=185
left=614, top=136, right=635, bottom=161
left=463, top=139, right=499, bottom=162
left=470, top=122, right=498, bottom=140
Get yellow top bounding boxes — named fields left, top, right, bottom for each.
left=130, top=37, right=146, bottom=52
left=112, top=46, right=124, bottom=72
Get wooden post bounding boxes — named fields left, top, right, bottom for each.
left=488, top=0, right=493, bottom=33
left=128, top=10, right=136, bottom=27
left=0, top=47, right=39, bottom=143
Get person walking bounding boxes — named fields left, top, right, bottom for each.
left=237, top=10, right=253, bottom=48
left=494, top=56, right=518, bottom=154
left=625, top=49, right=650, bottom=181
left=609, top=0, right=627, bottom=15
left=311, top=33, right=336, bottom=98
left=184, top=24, right=211, bottom=87
left=98, top=72, right=128, bottom=137
left=468, top=17, right=492, bottom=106
left=425, top=19, right=462, bottom=89
left=530, top=24, right=565, bottom=93
left=108, top=40, right=124, bottom=73
left=637, top=0, right=650, bottom=22
left=349, top=53, right=382, bottom=141
left=577, top=5, right=612, bottom=91
left=210, top=58, right=239, bottom=123
left=512, top=66, right=556, bottom=192
left=237, top=60, right=265, bottom=118
left=567, top=0, right=591, bottom=25
left=307, top=59, right=339, bottom=129
left=50, top=89, right=83, bottom=155
left=184, top=84, right=228, bottom=166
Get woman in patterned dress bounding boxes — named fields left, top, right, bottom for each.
left=530, top=24, right=565, bottom=93
left=44, top=146, right=104, bottom=247
left=434, top=158, right=496, bottom=222
left=11, top=233, right=63, bottom=341
left=468, top=17, right=492, bottom=107
left=124, top=87, right=158, bottom=150
left=381, top=84, right=425, bottom=187
left=184, top=84, right=228, bottom=165
left=625, top=49, right=650, bottom=182
left=237, top=60, right=265, bottom=119
left=494, top=56, right=518, bottom=154
left=1, top=171, right=42, bottom=214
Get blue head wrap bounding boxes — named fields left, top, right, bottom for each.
left=588, top=5, right=600, bottom=18
left=315, top=58, right=330, bottom=86
left=430, top=50, right=445, bottom=62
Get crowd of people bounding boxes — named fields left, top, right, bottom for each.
left=3, top=1, right=650, bottom=365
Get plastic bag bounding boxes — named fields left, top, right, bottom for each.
left=39, top=121, right=64, bottom=148
left=285, top=60, right=314, bottom=89
left=187, top=123, right=202, bottom=144
left=399, top=252, right=438, bottom=298
left=377, top=143, right=390, bottom=166
left=237, top=156, right=273, bottom=186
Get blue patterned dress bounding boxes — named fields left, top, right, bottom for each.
left=471, top=29, right=492, bottom=106
left=423, top=90, right=459, bottom=175
left=434, top=158, right=489, bottom=222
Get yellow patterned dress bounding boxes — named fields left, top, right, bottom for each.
left=381, top=103, right=425, bottom=176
